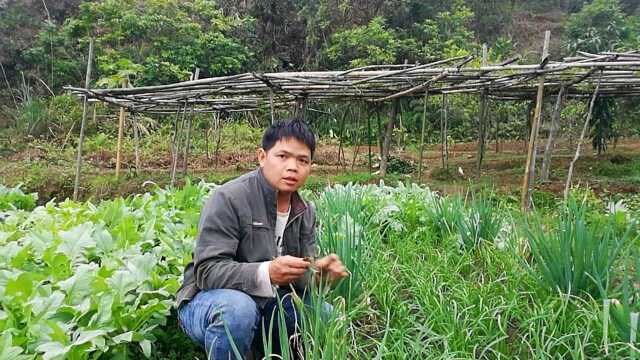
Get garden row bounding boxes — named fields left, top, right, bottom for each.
left=0, top=181, right=638, bottom=358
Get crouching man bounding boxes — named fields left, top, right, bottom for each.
left=176, top=118, right=348, bottom=359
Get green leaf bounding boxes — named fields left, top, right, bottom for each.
left=5, top=272, right=36, bottom=301
left=57, top=263, right=98, bottom=305
left=73, top=329, right=108, bottom=347
left=36, top=341, right=68, bottom=360
left=57, top=223, right=96, bottom=262
left=0, top=332, right=30, bottom=360
left=112, top=331, right=134, bottom=344
left=139, top=339, right=152, bottom=358
left=30, top=291, right=65, bottom=319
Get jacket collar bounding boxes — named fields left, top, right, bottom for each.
left=256, top=168, right=307, bottom=222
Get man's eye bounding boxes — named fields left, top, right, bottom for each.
left=277, top=154, right=285, bottom=158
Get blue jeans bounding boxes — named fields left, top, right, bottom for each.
left=178, top=289, right=329, bottom=359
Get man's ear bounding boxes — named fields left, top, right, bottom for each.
left=257, top=148, right=266, bottom=167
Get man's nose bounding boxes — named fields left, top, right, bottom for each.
left=286, top=158, right=298, bottom=172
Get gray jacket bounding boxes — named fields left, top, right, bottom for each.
left=176, top=168, right=317, bottom=308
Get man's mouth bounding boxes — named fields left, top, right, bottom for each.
left=282, top=177, right=298, bottom=185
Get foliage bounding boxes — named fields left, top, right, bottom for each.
left=523, top=195, right=629, bottom=298
left=606, top=253, right=640, bottom=348
left=0, top=179, right=214, bottom=359
left=385, top=156, right=416, bottom=175
left=455, top=193, right=504, bottom=250
left=410, top=2, right=478, bottom=60
left=314, top=184, right=380, bottom=310
left=323, top=17, right=402, bottom=69
left=0, top=185, right=38, bottom=211
left=565, top=0, right=639, bottom=53
left=9, top=91, right=82, bottom=138
left=2, top=180, right=640, bottom=358
left=591, top=97, right=616, bottom=155
left=23, top=0, right=252, bottom=89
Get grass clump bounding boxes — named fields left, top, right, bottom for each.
left=524, top=196, right=630, bottom=298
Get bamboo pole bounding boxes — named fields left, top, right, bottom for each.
left=441, top=93, right=449, bottom=169
left=337, top=108, right=347, bottom=168
left=269, top=90, right=275, bottom=124
left=182, top=108, right=194, bottom=171
left=351, top=104, right=361, bottom=172
left=115, top=77, right=128, bottom=179
left=214, top=112, right=224, bottom=169
left=0, top=62, right=18, bottom=111
left=205, top=115, right=212, bottom=160
left=72, top=38, right=94, bottom=201
left=540, top=86, right=566, bottom=182
left=476, top=44, right=489, bottom=177
left=367, top=106, right=372, bottom=174
left=564, top=73, right=602, bottom=201
left=170, top=105, right=185, bottom=186
left=132, top=114, right=141, bottom=174
left=418, top=90, right=429, bottom=179
left=380, top=100, right=399, bottom=177
left=115, top=107, right=125, bottom=177
left=182, top=70, right=200, bottom=176
left=521, top=30, right=551, bottom=211
left=495, top=106, right=500, bottom=153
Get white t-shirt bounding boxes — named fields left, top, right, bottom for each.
left=255, top=206, right=290, bottom=297
left=274, top=209, right=290, bottom=256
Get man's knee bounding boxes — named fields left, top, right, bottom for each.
left=206, top=289, right=260, bottom=334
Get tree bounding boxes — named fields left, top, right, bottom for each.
left=565, top=0, right=639, bottom=154
left=410, top=2, right=477, bottom=60
left=565, top=0, right=637, bottom=53
left=23, top=0, right=252, bottom=90
left=323, top=17, right=402, bottom=68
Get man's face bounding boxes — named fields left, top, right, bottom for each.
left=258, top=137, right=312, bottom=194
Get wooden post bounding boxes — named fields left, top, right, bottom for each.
left=72, top=37, right=94, bottom=201
left=476, top=44, right=489, bottom=177
left=495, top=106, right=501, bottom=153
left=182, top=99, right=195, bottom=173
left=115, top=107, right=125, bottom=178
left=269, top=90, right=275, bottom=124
left=205, top=114, right=212, bottom=161
left=441, top=93, right=450, bottom=169
left=380, top=100, right=399, bottom=177
left=540, top=86, right=566, bottom=182
left=214, top=112, right=224, bottom=169
left=564, top=73, right=602, bottom=201
left=115, top=78, right=129, bottom=179
left=170, top=105, right=185, bottom=186
left=418, top=90, right=429, bottom=179
left=132, top=113, right=141, bottom=174
left=182, top=69, right=200, bottom=176
left=376, top=107, right=383, bottom=169
left=350, top=104, right=361, bottom=172
left=0, top=62, right=18, bottom=111
left=521, top=30, right=551, bottom=210
left=294, top=98, right=306, bottom=120
left=367, top=106, right=372, bottom=174
left=337, top=109, right=347, bottom=168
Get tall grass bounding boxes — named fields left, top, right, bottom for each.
left=524, top=196, right=629, bottom=297
left=314, top=184, right=380, bottom=310
left=455, top=194, right=503, bottom=250
left=606, top=252, right=640, bottom=356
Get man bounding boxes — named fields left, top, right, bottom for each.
left=176, top=118, right=348, bottom=359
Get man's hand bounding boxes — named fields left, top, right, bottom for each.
left=314, top=254, right=348, bottom=282
left=269, top=256, right=311, bottom=286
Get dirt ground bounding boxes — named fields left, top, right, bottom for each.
left=2, top=138, right=639, bottom=202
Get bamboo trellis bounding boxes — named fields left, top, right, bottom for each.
left=66, top=51, right=640, bottom=115
left=66, top=40, right=640, bottom=209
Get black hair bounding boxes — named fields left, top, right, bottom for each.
left=262, top=118, right=316, bottom=159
